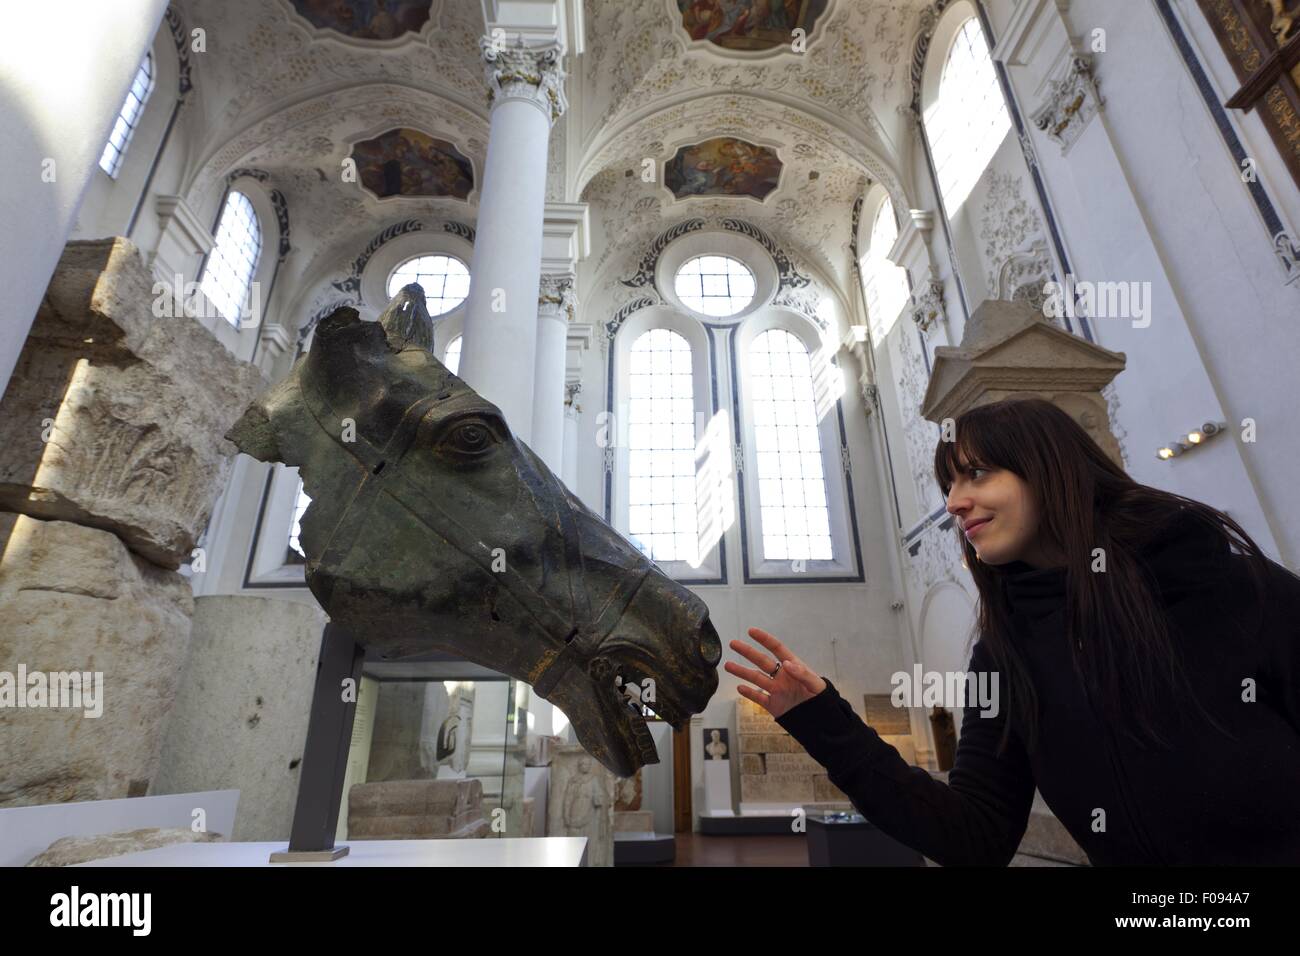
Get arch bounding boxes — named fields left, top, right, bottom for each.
left=919, top=2, right=1012, bottom=213
left=199, top=188, right=263, bottom=328
left=733, top=308, right=859, bottom=579
left=610, top=305, right=722, bottom=581
left=858, top=184, right=913, bottom=341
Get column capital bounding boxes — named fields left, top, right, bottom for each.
left=481, top=36, right=568, bottom=125
left=539, top=272, right=577, bottom=322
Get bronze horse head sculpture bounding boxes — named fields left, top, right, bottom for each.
left=226, top=285, right=720, bottom=777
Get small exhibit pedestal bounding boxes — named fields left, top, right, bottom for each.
left=613, top=831, right=675, bottom=865
left=805, top=811, right=924, bottom=867
left=73, top=837, right=589, bottom=867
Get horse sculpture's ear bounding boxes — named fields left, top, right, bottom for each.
left=225, top=400, right=282, bottom=463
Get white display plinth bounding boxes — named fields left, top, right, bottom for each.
left=73, top=837, right=588, bottom=867
left=703, top=758, right=733, bottom=814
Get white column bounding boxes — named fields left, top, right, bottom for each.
left=561, top=383, right=581, bottom=489
left=0, top=0, right=170, bottom=398
left=531, top=274, right=575, bottom=469
left=457, top=39, right=567, bottom=443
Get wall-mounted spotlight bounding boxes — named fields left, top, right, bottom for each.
left=1157, top=421, right=1225, bottom=460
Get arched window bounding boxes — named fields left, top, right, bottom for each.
left=674, top=255, right=755, bottom=317
left=924, top=16, right=1011, bottom=212
left=99, top=52, right=155, bottom=179
left=861, top=196, right=911, bottom=340
left=442, top=334, right=462, bottom=375
left=387, top=254, right=470, bottom=315
left=199, top=190, right=262, bottom=327
left=748, top=329, right=833, bottom=562
left=626, top=327, right=698, bottom=563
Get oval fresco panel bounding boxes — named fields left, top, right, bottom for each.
left=351, top=128, right=475, bottom=200
left=664, top=137, right=782, bottom=201
left=676, top=0, right=829, bottom=52
left=289, top=0, right=433, bottom=41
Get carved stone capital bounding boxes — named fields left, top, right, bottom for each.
left=481, top=37, right=567, bottom=125
left=910, top=279, right=946, bottom=334
left=564, top=381, right=582, bottom=410
left=538, top=272, right=577, bottom=321
left=1031, top=54, right=1101, bottom=153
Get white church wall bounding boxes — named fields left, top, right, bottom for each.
left=986, top=0, right=1295, bottom=565
left=0, top=0, right=172, bottom=400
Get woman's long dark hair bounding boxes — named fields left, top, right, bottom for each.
left=934, top=398, right=1274, bottom=756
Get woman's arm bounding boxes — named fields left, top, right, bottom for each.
left=774, top=641, right=1036, bottom=866
left=1257, top=559, right=1300, bottom=737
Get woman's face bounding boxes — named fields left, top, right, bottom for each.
left=944, top=458, right=1060, bottom=568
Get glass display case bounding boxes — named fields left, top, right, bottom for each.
left=335, top=651, right=529, bottom=842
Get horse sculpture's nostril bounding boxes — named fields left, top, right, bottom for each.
left=698, top=617, right=721, bottom=666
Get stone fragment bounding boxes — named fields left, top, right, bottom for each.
left=0, top=514, right=193, bottom=808
left=25, top=827, right=223, bottom=866
left=739, top=772, right=815, bottom=802
left=0, top=238, right=264, bottom=568
left=150, top=595, right=327, bottom=841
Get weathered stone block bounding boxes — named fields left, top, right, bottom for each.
left=739, top=733, right=804, bottom=754
left=150, top=595, right=327, bottom=841
left=0, top=238, right=265, bottom=568
left=739, top=772, right=815, bottom=802
left=765, top=753, right=821, bottom=774
left=0, top=514, right=193, bottom=808
left=25, top=827, right=223, bottom=866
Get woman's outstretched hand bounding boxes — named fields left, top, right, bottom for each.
left=725, top=627, right=828, bottom=719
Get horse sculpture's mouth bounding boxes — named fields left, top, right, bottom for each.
left=579, top=614, right=721, bottom=775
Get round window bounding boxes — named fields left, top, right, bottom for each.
left=674, top=255, right=756, bottom=317
left=386, top=255, right=471, bottom=315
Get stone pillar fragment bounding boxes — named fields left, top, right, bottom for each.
left=0, top=238, right=266, bottom=569
left=0, top=514, right=193, bottom=808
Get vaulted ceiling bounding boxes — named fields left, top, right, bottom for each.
left=169, top=0, right=932, bottom=319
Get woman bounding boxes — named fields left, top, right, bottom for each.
left=728, top=398, right=1300, bottom=865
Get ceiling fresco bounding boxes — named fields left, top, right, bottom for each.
left=664, top=137, right=782, bottom=201
left=351, top=127, right=475, bottom=199
left=288, top=0, right=434, bottom=40
left=675, top=0, right=830, bottom=51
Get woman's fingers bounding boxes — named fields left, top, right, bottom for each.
left=723, top=659, right=777, bottom=693
left=736, top=683, right=773, bottom=714
left=728, top=638, right=777, bottom=675
left=747, top=626, right=796, bottom=664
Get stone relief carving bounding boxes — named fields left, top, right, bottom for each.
left=979, top=171, right=1047, bottom=299
left=1101, top=381, right=1131, bottom=473
left=894, top=323, right=942, bottom=514
left=1031, top=55, right=1103, bottom=153
left=994, top=238, right=1055, bottom=320
left=905, top=516, right=964, bottom=594
left=910, top=278, right=945, bottom=334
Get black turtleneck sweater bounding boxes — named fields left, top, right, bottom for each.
left=774, top=511, right=1300, bottom=865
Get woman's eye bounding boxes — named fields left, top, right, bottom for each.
left=970, top=467, right=987, bottom=479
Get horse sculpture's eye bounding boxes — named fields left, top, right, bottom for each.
left=453, top=423, right=490, bottom=452
left=436, top=415, right=502, bottom=460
